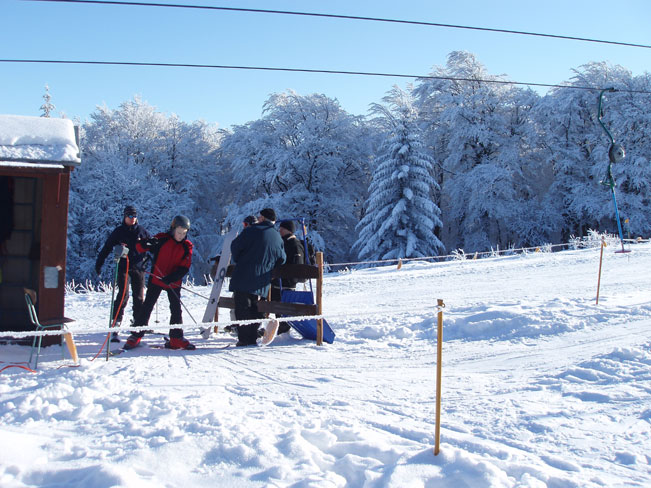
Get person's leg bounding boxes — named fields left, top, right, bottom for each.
left=131, top=282, right=163, bottom=337
left=275, top=286, right=292, bottom=334
left=112, top=266, right=129, bottom=325
left=167, top=286, right=183, bottom=325
left=130, top=269, right=146, bottom=321
left=234, top=292, right=261, bottom=345
left=166, top=287, right=195, bottom=349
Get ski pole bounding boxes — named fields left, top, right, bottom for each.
left=166, top=284, right=198, bottom=325
left=144, top=270, right=199, bottom=325
left=106, top=245, right=129, bottom=361
left=143, top=270, right=210, bottom=300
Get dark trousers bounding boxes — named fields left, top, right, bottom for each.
left=112, top=268, right=146, bottom=325
left=132, top=281, right=183, bottom=338
left=233, top=291, right=263, bottom=345
left=270, top=286, right=292, bottom=334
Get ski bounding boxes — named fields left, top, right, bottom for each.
left=202, top=228, right=239, bottom=327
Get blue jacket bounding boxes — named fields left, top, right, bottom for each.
left=229, top=220, right=286, bottom=297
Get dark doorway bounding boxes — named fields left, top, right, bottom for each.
left=0, top=176, right=43, bottom=332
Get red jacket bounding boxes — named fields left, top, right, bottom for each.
left=137, top=232, right=192, bottom=289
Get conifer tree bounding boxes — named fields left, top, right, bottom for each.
left=40, top=85, right=55, bottom=118
left=354, top=86, right=444, bottom=261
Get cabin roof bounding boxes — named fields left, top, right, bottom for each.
left=0, top=114, right=80, bottom=166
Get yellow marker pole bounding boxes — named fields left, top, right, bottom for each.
left=596, top=238, right=606, bottom=305
left=434, top=298, right=444, bottom=455
left=64, top=331, right=78, bottom=364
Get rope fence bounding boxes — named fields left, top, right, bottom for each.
left=7, top=236, right=650, bottom=341
left=324, top=238, right=651, bottom=269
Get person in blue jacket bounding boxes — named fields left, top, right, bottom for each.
left=95, top=205, right=150, bottom=342
left=229, top=208, right=286, bottom=346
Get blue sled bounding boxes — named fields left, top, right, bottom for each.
left=281, top=289, right=335, bottom=344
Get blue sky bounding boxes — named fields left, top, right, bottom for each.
left=2, top=0, right=649, bottom=130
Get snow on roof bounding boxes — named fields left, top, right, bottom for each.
left=0, top=114, right=80, bottom=165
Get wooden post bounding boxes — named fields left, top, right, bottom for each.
left=596, top=238, right=606, bottom=305
left=316, top=252, right=324, bottom=346
left=64, top=332, right=78, bottom=364
left=434, top=298, right=444, bottom=455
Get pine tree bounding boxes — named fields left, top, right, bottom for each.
left=354, top=86, right=444, bottom=261
left=40, top=85, right=55, bottom=118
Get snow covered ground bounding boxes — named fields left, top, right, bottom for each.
left=1, top=242, right=650, bottom=487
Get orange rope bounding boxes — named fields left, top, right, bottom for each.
left=0, top=364, right=36, bottom=374
left=90, top=255, right=130, bottom=361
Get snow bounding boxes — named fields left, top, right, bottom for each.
left=0, top=114, right=80, bottom=163
left=1, top=244, right=650, bottom=487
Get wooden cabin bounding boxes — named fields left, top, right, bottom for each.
left=0, top=115, right=80, bottom=343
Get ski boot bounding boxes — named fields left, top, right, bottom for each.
left=165, top=336, right=196, bottom=350
left=123, top=334, right=142, bottom=350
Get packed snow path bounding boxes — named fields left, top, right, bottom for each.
left=1, top=244, right=650, bottom=487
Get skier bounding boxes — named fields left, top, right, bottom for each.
left=229, top=208, right=286, bottom=346
left=271, top=220, right=305, bottom=334
left=95, top=205, right=150, bottom=343
left=124, top=215, right=195, bottom=350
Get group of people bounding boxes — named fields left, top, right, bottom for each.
left=95, top=205, right=307, bottom=349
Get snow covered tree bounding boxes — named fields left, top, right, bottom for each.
left=219, top=90, right=374, bottom=262
left=596, top=70, right=651, bottom=239
left=40, top=85, right=55, bottom=118
left=68, top=97, right=224, bottom=283
left=532, top=62, right=651, bottom=241
left=354, top=86, right=444, bottom=261
left=414, top=51, right=549, bottom=251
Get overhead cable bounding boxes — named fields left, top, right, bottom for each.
left=2, top=58, right=651, bottom=95
left=24, top=0, right=651, bottom=50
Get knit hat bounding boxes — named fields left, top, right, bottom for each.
left=259, top=208, right=277, bottom=222
left=123, top=205, right=137, bottom=217
left=279, top=220, right=295, bottom=233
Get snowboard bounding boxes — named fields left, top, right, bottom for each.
left=201, top=228, right=239, bottom=334
left=261, top=318, right=279, bottom=346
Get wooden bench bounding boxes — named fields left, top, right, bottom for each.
left=219, top=252, right=327, bottom=345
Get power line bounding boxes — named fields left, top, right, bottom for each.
left=25, top=0, right=651, bottom=50
left=3, top=58, right=651, bottom=95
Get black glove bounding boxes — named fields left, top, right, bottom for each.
left=139, top=237, right=159, bottom=250
left=161, top=274, right=174, bottom=285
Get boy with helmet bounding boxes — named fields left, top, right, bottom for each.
left=124, top=215, right=195, bottom=350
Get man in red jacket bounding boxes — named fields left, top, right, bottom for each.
left=124, top=215, right=195, bottom=350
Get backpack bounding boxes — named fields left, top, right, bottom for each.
left=301, top=238, right=317, bottom=265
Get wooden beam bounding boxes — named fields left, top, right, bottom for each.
left=257, top=301, right=317, bottom=316
left=316, top=252, right=323, bottom=346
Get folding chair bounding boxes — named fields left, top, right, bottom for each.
left=25, top=289, right=74, bottom=369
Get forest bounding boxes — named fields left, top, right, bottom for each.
left=66, top=51, right=651, bottom=284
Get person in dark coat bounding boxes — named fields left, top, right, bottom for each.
left=271, top=220, right=305, bottom=334
left=208, top=215, right=257, bottom=280
left=95, top=205, right=150, bottom=342
left=124, top=215, right=195, bottom=350
left=229, top=208, right=286, bottom=346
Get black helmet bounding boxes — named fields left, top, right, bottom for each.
left=170, top=215, right=191, bottom=230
